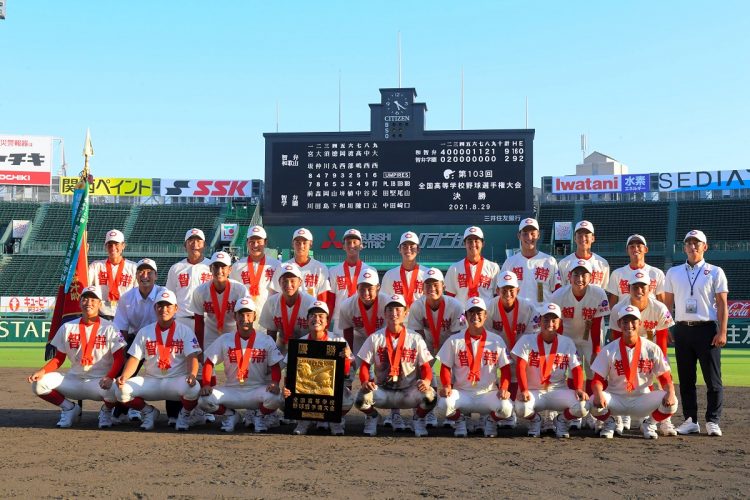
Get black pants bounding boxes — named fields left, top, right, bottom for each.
left=673, top=322, right=723, bottom=424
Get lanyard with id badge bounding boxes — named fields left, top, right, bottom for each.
left=684, top=264, right=704, bottom=314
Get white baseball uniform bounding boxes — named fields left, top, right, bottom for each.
left=406, top=295, right=465, bottom=355
left=270, top=258, right=332, bottom=299
left=229, top=255, right=281, bottom=321
left=88, top=259, right=138, bottom=317
left=607, top=263, right=665, bottom=301
left=500, top=251, right=561, bottom=305
left=258, top=291, right=318, bottom=353
left=610, top=296, right=675, bottom=340
left=485, top=296, right=539, bottom=384
left=327, top=260, right=375, bottom=323
left=165, top=257, right=212, bottom=327
left=380, top=265, right=429, bottom=307
left=444, top=257, right=500, bottom=304
left=113, top=285, right=168, bottom=335
left=191, top=279, right=247, bottom=349
left=338, top=292, right=389, bottom=357
left=558, top=252, right=610, bottom=290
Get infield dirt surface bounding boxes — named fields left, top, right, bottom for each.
left=1, top=367, right=748, bottom=499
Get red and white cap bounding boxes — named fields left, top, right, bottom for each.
left=279, top=263, right=303, bottom=280
left=424, top=267, right=444, bottom=282
left=496, top=270, right=519, bottom=288
left=465, top=297, right=487, bottom=312
left=385, top=294, right=407, bottom=308
left=210, top=252, right=232, bottom=267
left=80, top=286, right=103, bottom=301
left=617, top=305, right=642, bottom=321
left=572, top=258, right=593, bottom=274
left=399, top=231, right=419, bottom=246
left=156, top=289, right=177, bottom=305
left=184, top=228, right=205, bottom=242
left=574, top=220, right=595, bottom=234
left=247, top=225, right=267, bottom=240
left=463, top=226, right=484, bottom=241
left=342, top=228, right=362, bottom=241
left=518, top=218, right=539, bottom=231
left=357, top=269, right=379, bottom=286
left=684, top=229, right=707, bottom=243
left=234, top=296, right=257, bottom=312
left=626, top=234, right=647, bottom=246
left=540, top=302, right=562, bottom=318
left=293, top=227, right=313, bottom=241
left=105, top=229, right=125, bottom=244
left=136, top=258, right=157, bottom=272
left=307, top=300, right=330, bottom=316
left=628, top=271, right=650, bottom=286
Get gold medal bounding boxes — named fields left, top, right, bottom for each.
left=161, top=368, right=169, bottom=375
left=83, top=365, right=92, bottom=372
left=239, top=378, right=246, bottom=385
left=583, top=320, right=592, bottom=341
left=390, top=375, right=399, bottom=384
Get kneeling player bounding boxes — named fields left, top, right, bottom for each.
left=115, top=290, right=201, bottom=431
left=29, top=286, right=127, bottom=429
left=436, top=297, right=513, bottom=438
left=355, top=294, right=436, bottom=437
left=588, top=305, right=678, bottom=439
left=198, top=297, right=284, bottom=433
left=512, top=303, right=588, bottom=438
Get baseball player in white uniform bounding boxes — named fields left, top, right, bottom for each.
left=88, top=229, right=137, bottom=319
left=512, top=303, right=588, bottom=438
left=381, top=231, right=429, bottom=308
left=229, top=225, right=281, bottom=325
left=436, top=297, right=513, bottom=438
left=198, top=297, right=284, bottom=433
left=588, top=305, right=678, bottom=439
left=354, top=294, right=437, bottom=437
left=28, top=286, right=127, bottom=429
left=557, top=221, right=610, bottom=290
left=114, top=289, right=202, bottom=431
left=326, top=228, right=374, bottom=333
left=606, top=234, right=666, bottom=306
left=166, top=228, right=212, bottom=329
left=444, top=226, right=500, bottom=304
left=270, top=228, right=331, bottom=301
left=500, top=218, right=561, bottom=305
left=338, top=269, right=389, bottom=361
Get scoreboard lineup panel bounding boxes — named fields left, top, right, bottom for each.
left=264, top=130, right=534, bottom=225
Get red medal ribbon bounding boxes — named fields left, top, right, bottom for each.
left=357, top=297, right=379, bottom=336
left=343, top=260, right=363, bottom=297
left=464, top=328, right=487, bottom=384
left=79, top=319, right=101, bottom=366
left=385, top=327, right=407, bottom=379
left=105, top=260, right=125, bottom=301
left=234, top=330, right=256, bottom=382
left=280, top=294, right=302, bottom=343
left=245, top=256, right=265, bottom=297
left=155, top=322, right=177, bottom=371
left=425, top=299, right=446, bottom=351
left=399, top=265, right=420, bottom=307
left=463, top=257, right=485, bottom=298
left=210, top=281, right=231, bottom=332
left=619, top=336, right=642, bottom=392
left=537, top=333, right=558, bottom=387
left=498, top=300, right=520, bottom=349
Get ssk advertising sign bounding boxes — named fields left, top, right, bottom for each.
left=160, top=179, right=254, bottom=197
left=0, top=135, right=53, bottom=186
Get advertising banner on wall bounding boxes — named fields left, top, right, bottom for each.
left=11, top=220, right=31, bottom=238
left=1, top=296, right=56, bottom=313
left=658, top=170, right=750, bottom=192
left=0, top=135, right=53, bottom=186
left=60, top=177, right=152, bottom=197
left=160, top=179, right=254, bottom=197
left=551, top=174, right=649, bottom=194
left=220, top=223, right=238, bottom=242
left=553, top=221, right=572, bottom=241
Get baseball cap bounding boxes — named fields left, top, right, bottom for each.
left=399, top=231, right=419, bottom=246
left=155, top=289, right=177, bottom=305
left=307, top=300, right=330, bottom=316
left=234, top=296, right=257, bottom=313
left=465, top=297, right=487, bottom=312
left=540, top=302, right=562, bottom=318
left=357, top=269, right=379, bottom=286
left=136, top=258, right=157, bottom=272
left=629, top=271, right=650, bottom=286
left=571, top=258, right=593, bottom=274
left=684, top=229, right=707, bottom=243
left=293, top=228, right=313, bottom=241
left=385, top=294, right=407, bottom=308
left=247, top=225, right=267, bottom=240
left=574, top=220, right=595, bottom=234
left=496, top=270, right=519, bottom=288
left=80, top=286, right=103, bottom=301
left=626, top=234, right=647, bottom=247
left=184, top=228, right=205, bottom=242
left=518, top=218, right=539, bottom=231
left=342, top=228, right=362, bottom=241
left=617, top=305, right=642, bottom=321
left=463, top=226, right=484, bottom=241
left=105, top=229, right=125, bottom=244
left=210, top=252, right=232, bottom=267
left=278, top=263, right=303, bottom=280
left=424, top=267, right=444, bottom=282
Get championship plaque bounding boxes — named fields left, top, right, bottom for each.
left=284, top=339, right=346, bottom=423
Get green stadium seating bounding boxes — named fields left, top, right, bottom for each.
left=0, top=254, right=65, bottom=296
left=581, top=202, right=669, bottom=244
left=0, top=201, right=40, bottom=234
left=675, top=200, right=750, bottom=242
left=128, top=205, right=221, bottom=245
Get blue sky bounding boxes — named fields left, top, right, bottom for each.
left=1, top=1, right=748, bottom=187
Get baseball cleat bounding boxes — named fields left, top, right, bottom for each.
left=497, top=414, right=517, bottom=429
left=659, top=417, right=678, bottom=436
left=568, top=418, right=582, bottom=430
left=316, top=422, right=330, bottom=432
left=413, top=417, right=428, bottom=437
left=676, top=417, right=701, bottom=435
left=175, top=408, right=190, bottom=431
left=391, top=413, right=408, bottom=432
left=454, top=416, right=468, bottom=438
left=243, top=410, right=256, bottom=429
left=614, top=415, right=624, bottom=436
left=127, top=408, right=143, bottom=422
left=554, top=414, right=570, bottom=439
left=424, top=411, right=438, bottom=428
left=98, top=406, right=113, bottom=429
left=167, top=417, right=177, bottom=427
left=253, top=413, right=268, bottom=433
left=542, top=411, right=557, bottom=434
left=56, top=403, right=81, bottom=428
left=293, top=420, right=311, bottom=435
left=382, top=414, right=393, bottom=428
left=640, top=417, right=658, bottom=439
left=140, top=407, right=160, bottom=431
left=220, top=411, right=240, bottom=433
left=599, top=417, right=616, bottom=439
left=363, top=414, right=379, bottom=436
left=330, top=421, right=345, bottom=436
left=188, top=408, right=208, bottom=426
left=265, top=412, right=281, bottom=428
left=705, top=421, right=722, bottom=437
left=483, top=416, right=497, bottom=437
left=526, top=414, right=542, bottom=438
left=621, top=415, right=632, bottom=430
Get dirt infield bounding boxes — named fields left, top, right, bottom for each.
left=1, top=367, right=748, bottom=499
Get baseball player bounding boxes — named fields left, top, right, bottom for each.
left=354, top=294, right=437, bottom=437
left=198, top=297, right=284, bottom=433
left=557, top=221, right=610, bottom=290
left=270, top=228, right=331, bottom=301
left=326, top=228, right=374, bottom=333
left=512, top=303, right=588, bottom=438
left=166, top=228, right=212, bottom=330
left=380, top=231, right=428, bottom=308
left=436, top=297, right=513, bottom=438
left=88, top=229, right=137, bottom=319
left=588, top=305, right=678, bottom=439
left=549, top=258, right=610, bottom=430
left=444, top=226, right=500, bottom=304
left=338, top=269, right=389, bottom=362
left=500, top=218, right=561, bottom=305
left=484, top=270, right=539, bottom=429
left=114, top=289, right=201, bottom=431
left=28, top=286, right=126, bottom=429
left=229, top=225, right=281, bottom=324
left=606, top=234, right=666, bottom=306
left=283, top=301, right=354, bottom=436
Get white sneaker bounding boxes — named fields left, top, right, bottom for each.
left=569, top=418, right=582, bottom=430
left=454, top=416, right=468, bottom=437
left=98, top=406, right=113, bottom=429
left=363, top=414, right=379, bottom=436
left=413, top=417, right=428, bottom=437
left=706, top=421, right=722, bottom=437
left=293, top=420, right=311, bottom=435
left=205, top=413, right=215, bottom=423
left=497, top=414, right=517, bottom=429
left=622, top=415, right=632, bottom=430
left=465, top=416, right=476, bottom=434
left=265, top=412, right=281, bottom=428
left=140, top=407, right=160, bottom=431
left=527, top=414, right=542, bottom=437
left=253, top=413, right=268, bottom=433
left=600, top=416, right=616, bottom=439
left=659, top=417, right=678, bottom=436
left=483, top=416, right=497, bottom=437
left=316, top=422, right=330, bottom=432
left=188, top=408, right=208, bottom=427
left=330, top=421, right=345, bottom=436
left=167, top=417, right=177, bottom=427
left=243, top=410, right=256, bottom=429
left=175, top=408, right=190, bottom=431
left=584, top=414, right=599, bottom=431
left=56, top=403, right=81, bottom=428
left=110, top=409, right=129, bottom=426
left=220, top=411, right=240, bottom=433
left=641, top=417, right=658, bottom=439
left=424, top=411, right=438, bottom=428
left=128, top=408, right=143, bottom=422
left=676, top=417, right=701, bottom=435
left=554, top=414, right=570, bottom=439
left=443, top=418, right=455, bottom=429
left=382, top=413, right=393, bottom=428
left=614, top=415, right=624, bottom=436
left=391, top=413, right=408, bottom=431
left=542, top=412, right=556, bottom=434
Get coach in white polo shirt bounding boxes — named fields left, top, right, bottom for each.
left=664, top=229, right=728, bottom=437
left=114, top=259, right=166, bottom=341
